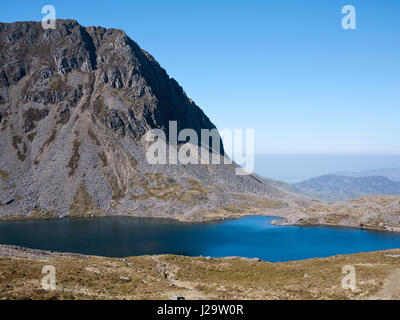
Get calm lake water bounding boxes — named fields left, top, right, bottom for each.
left=1, top=215, right=400, bottom=262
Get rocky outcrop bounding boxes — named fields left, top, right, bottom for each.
left=0, top=20, right=292, bottom=220
left=270, top=195, right=400, bottom=232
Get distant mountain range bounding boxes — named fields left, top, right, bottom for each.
left=293, top=174, right=400, bottom=201
left=334, top=167, right=400, bottom=182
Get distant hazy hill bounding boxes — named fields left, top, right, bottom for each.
left=258, top=176, right=302, bottom=194
left=335, top=168, right=400, bottom=182
left=293, top=175, right=400, bottom=201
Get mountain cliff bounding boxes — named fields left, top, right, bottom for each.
left=0, top=20, right=292, bottom=220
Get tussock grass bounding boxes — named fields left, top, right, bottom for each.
left=130, top=175, right=210, bottom=205
left=69, top=184, right=99, bottom=217
left=0, top=169, right=9, bottom=181
left=1, top=249, right=399, bottom=300
left=67, top=139, right=81, bottom=177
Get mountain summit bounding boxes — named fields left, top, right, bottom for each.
left=0, top=20, right=288, bottom=220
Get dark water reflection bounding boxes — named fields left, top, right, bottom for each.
left=0, top=215, right=400, bottom=262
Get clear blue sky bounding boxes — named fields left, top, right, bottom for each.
left=1, top=0, right=399, bottom=155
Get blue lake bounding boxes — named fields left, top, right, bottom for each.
left=0, top=215, right=400, bottom=262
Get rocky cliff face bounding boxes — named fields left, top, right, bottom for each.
left=0, top=20, right=289, bottom=220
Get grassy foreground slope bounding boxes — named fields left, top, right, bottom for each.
left=0, top=245, right=399, bottom=300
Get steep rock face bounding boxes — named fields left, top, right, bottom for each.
left=0, top=20, right=216, bottom=139
left=0, top=20, right=287, bottom=220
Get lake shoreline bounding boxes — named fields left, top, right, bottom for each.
left=271, top=218, right=400, bottom=234
left=0, top=210, right=282, bottom=224
left=2, top=208, right=400, bottom=234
